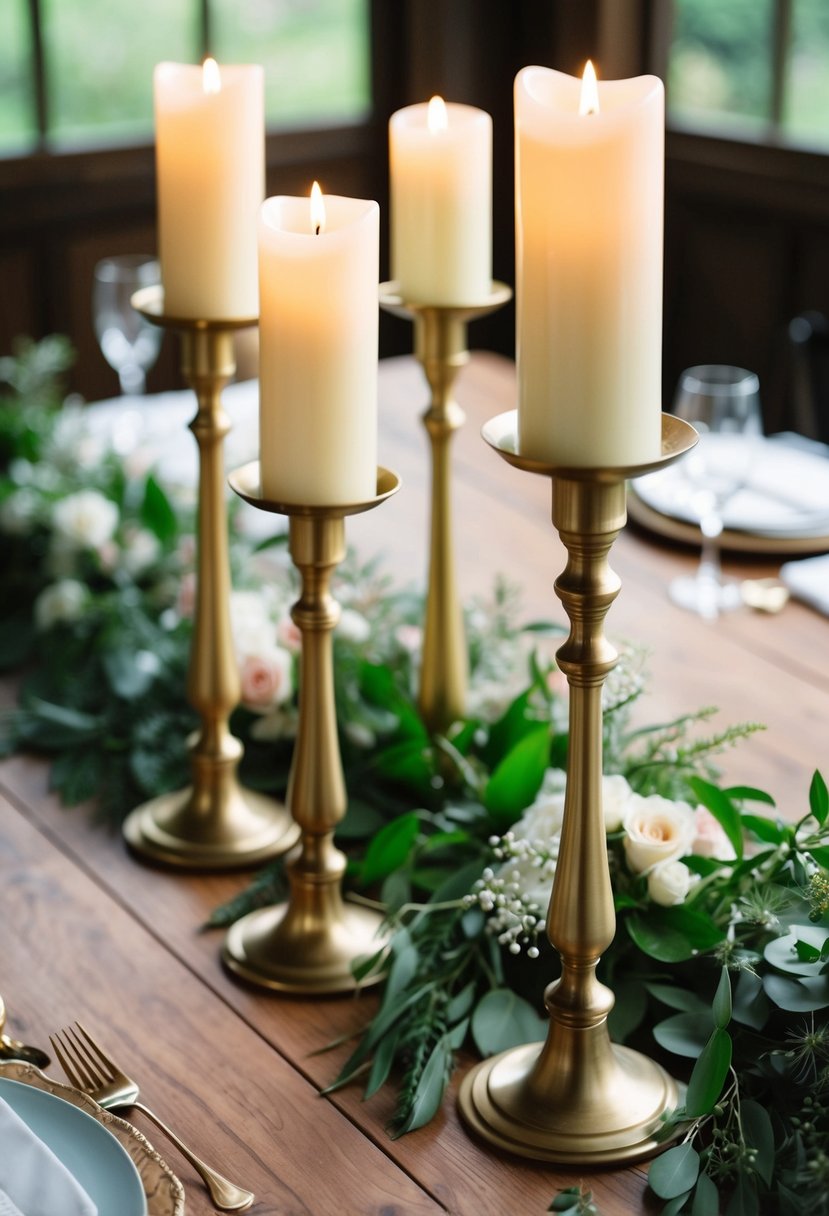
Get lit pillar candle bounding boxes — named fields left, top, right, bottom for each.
left=154, top=59, right=264, bottom=319
left=389, top=96, right=492, bottom=305
left=258, top=185, right=379, bottom=506
left=515, top=63, right=664, bottom=467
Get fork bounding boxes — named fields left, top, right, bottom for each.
left=50, top=1023, right=254, bottom=1212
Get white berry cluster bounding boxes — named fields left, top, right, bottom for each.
left=465, top=832, right=558, bottom=958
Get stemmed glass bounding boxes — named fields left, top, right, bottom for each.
left=669, top=365, right=762, bottom=620
left=92, top=255, right=162, bottom=396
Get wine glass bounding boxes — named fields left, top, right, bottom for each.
left=668, top=365, right=762, bottom=620
left=92, top=255, right=162, bottom=396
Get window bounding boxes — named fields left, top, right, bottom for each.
left=0, top=0, right=372, bottom=155
left=667, top=0, right=829, bottom=150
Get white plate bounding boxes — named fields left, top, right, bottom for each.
left=635, top=433, right=829, bottom=539
left=0, top=1076, right=148, bottom=1216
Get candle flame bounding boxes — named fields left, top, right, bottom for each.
left=202, top=57, right=221, bottom=95
left=310, top=181, right=326, bottom=236
left=579, top=60, right=599, bottom=116
left=427, top=95, right=448, bottom=133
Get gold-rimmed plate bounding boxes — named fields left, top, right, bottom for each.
left=0, top=1062, right=184, bottom=1216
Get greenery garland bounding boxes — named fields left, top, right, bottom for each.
left=2, top=339, right=828, bottom=1216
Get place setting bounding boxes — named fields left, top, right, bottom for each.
left=0, top=998, right=258, bottom=1214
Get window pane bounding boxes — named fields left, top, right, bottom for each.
left=0, top=1, right=35, bottom=154
left=668, top=0, right=774, bottom=135
left=784, top=0, right=829, bottom=148
left=212, top=0, right=371, bottom=128
left=45, top=1, right=192, bottom=146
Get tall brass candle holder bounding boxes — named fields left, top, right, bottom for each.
left=222, top=461, right=400, bottom=993
left=379, top=282, right=511, bottom=736
left=122, top=286, right=298, bottom=869
left=458, top=409, right=697, bottom=1165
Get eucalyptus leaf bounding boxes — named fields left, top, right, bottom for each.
left=685, top=1027, right=731, bottom=1116
left=741, top=1099, right=774, bottom=1186
left=392, top=1037, right=452, bottom=1136
left=471, top=989, right=547, bottom=1057
left=732, top=970, right=771, bottom=1031
left=648, top=1142, right=700, bottom=1200
left=447, top=980, right=477, bottom=1023
left=653, top=1012, right=712, bottom=1058
left=712, top=968, right=732, bottom=1030
left=661, top=1195, right=692, bottom=1216
left=690, top=1173, right=718, bottom=1216
left=809, top=770, right=828, bottom=825
left=762, top=972, right=829, bottom=1012
left=764, top=928, right=829, bottom=978
left=645, top=984, right=709, bottom=1015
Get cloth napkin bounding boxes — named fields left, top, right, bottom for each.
left=780, top=553, right=829, bottom=617
left=0, top=1095, right=98, bottom=1216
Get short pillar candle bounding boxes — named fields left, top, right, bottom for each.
left=258, top=187, right=379, bottom=506
left=153, top=59, right=264, bottom=319
left=389, top=97, right=492, bottom=306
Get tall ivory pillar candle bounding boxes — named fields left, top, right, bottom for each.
left=154, top=60, right=264, bottom=319
left=389, top=97, right=492, bottom=305
left=258, top=188, right=379, bottom=505
left=515, top=64, right=664, bottom=467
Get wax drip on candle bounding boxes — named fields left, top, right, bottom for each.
left=579, top=61, right=599, bottom=116
left=202, top=56, right=221, bottom=95
left=310, top=181, right=326, bottom=236
left=427, top=95, right=448, bottom=133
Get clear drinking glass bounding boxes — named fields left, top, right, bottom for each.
left=669, top=365, right=763, bottom=620
left=92, top=255, right=162, bottom=395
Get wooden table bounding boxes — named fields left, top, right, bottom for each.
left=2, top=353, right=827, bottom=1215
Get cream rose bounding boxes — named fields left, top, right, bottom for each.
left=647, top=860, right=698, bottom=907
left=52, top=490, right=119, bottom=549
left=239, top=646, right=293, bottom=712
left=622, top=794, right=697, bottom=874
left=602, top=773, right=634, bottom=832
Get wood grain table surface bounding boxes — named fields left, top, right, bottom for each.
left=1, top=352, right=826, bottom=1215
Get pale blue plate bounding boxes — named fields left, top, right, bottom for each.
left=0, top=1076, right=147, bottom=1216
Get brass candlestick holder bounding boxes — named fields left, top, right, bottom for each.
left=379, top=282, right=511, bottom=736
left=458, top=409, right=697, bottom=1165
left=222, top=461, right=400, bottom=993
left=122, top=286, right=298, bottom=869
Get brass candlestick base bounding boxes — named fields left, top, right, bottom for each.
left=222, top=462, right=400, bottom=994
left=122, top=286, right=298, bottom=869
left=379, top=281, right=511, bottom=736
left=458, top=410, right=697, bottom=1165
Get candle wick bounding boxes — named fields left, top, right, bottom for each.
left=315, top=223, right=321, bottom=236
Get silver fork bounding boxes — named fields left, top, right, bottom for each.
left=50, top=1023, right=254, bottom=1212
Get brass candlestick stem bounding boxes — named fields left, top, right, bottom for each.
left=379, top=282, right=511, bottom=736
left=458, top=410, right=697, bottom=1165
left=122, top=286, right=298, bottom=869
left=222, top=461, right=400, bottom=994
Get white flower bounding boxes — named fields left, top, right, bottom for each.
left=648, top=860, right=699, bottom=907
left=34, top=579, right=88, bottom=630
left=623, top=794, right=697, bottom=875
left=52, top=490, right=119, bottom=549
left=0, top=488, right=40, bottom=535
left=119, top=526, right=161, bottom=577
left=239, top=646, right=293, bottom=712
left=230, top=589, right=272, bottom=653
left=337, top=608, right=370, bottom=644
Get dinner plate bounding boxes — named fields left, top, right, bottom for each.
left=0, top=1064, right=184, bottom=1216
left=629, top=433, right=829, bottom=556
left=0, top=1076, right=147, bottom=1216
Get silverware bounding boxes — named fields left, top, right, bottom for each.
left=50, top=1023, right=254, bottom=1212
left=0, top=994, right=50, bottom=1069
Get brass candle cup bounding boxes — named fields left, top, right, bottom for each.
left=222, top=461, right=400, bottom=994
left=379, top=281, right=512, bottom=736
left=121, top=286, right=298, bottom=869
left=458, top=410, right=697, bottom=1165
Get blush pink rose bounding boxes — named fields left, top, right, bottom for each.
left=692, top=806, right=736, bottom=861
left=239, top=648, right=293, bottom=711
